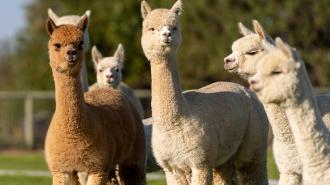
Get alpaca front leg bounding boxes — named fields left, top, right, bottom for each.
left=86, top=172, right=108, bottom=185
left=278, top=173, right=302, bottom=185
left=191, top=167, right=212, bottom=185
left=164, top=169, right=188, bottom=185
left=51, top=172, right=69, bottom=185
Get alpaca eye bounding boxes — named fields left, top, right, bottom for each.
left=115, top=68, right=119, bottom=72
left=54, top=43, right=61, bottom=49
left=99, top=69, right=103, bottom=73
left=246, top=50, right=258, bottom=55
left=271, top=71, right=282, bottom=75
left=149, top=27, right=155, bottom=31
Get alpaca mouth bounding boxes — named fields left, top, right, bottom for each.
left=250, top=85, right=262, bottom=93
left=67, top=56, right=77, bottom=65
left=161, top=37, right=171, bottom=46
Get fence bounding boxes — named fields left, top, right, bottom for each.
left=0, top=87, right=329, bottom=149
left=0, top=90, right=151, bottom=149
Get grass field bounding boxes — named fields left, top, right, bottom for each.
left=0, top=150, right=278, bottom=185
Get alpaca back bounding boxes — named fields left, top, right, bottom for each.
left=84, top=88, right=144, bottom=161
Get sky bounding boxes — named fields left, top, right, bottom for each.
left=0, top=0, right=31, bottom=41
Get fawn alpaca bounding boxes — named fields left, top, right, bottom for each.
left=44, top=16, right=146, bottom=185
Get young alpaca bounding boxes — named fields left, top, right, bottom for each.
left=89, top=44, right=144, bottom=119
left=48, top=8, right=90, bottom=92
left=249, top=38, right=330, bottom=185
left=141, top=1, right=269, bottom=185
left=89, top=45, right=161, bottom=172
left=224, top=20, right=330, bottom=185
left=44, top=16, right=146, bottom=185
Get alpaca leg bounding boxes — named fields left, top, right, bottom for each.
left=51, top=172, right=69, bottom=185
left=213, top=160, right=239, bottom=185
left=278, top=173, right=302, bottom=185
left=86, top=172, right=108, bottom=185
left=236, top=161, right=268, bottom=185
left=163, top=169, right=188, bottom=185
left=118, top=164, right=146, bottom=185
left=191, top=167, right=212, bottom=185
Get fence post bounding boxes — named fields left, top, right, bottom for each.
left=24, top=94, right=34, bottom=148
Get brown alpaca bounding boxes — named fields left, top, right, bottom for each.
left=44, top=16, right=146, bottom=185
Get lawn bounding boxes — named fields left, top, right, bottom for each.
left=0, top=150, right=278, bottom=185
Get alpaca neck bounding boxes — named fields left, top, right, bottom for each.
left=264, top=104, right=294, bottom=144
left=52, top=69, right=86, bottom=133
left=284, top=75, right=330, bottom=175
left=150, top=54, right=184, bottom=125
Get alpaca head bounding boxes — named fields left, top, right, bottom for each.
left=48, top=8, right=91, bottom=52
left=248, top=37, right=302, bottom=105
left=141, top=0, right=183, bottom=61
left=92, top=44, right=125, bottom=89
left=46, top=15, right=88, bottom=76
left=224, top=20, right=274, bottom=79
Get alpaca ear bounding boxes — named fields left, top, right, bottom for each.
left=83, top=10, right=91, bottom=18
left=114, top=44, right=125, bottom=68
left=275, top=37, right=292, bottom=59
left=48, top=8, right=59, bottom=24
left=46, top=17, right=58, bottom=36
left=141, top=1, right=152, bottom=19
left=253, top=20, right=266, bottom=40
left=92, top=46, right=103, bottom=65
left=78, top=15, right=88, bottom=31
left=170, top=0, right=183, bottom=15
left=238, top=22, right=253, bottom=36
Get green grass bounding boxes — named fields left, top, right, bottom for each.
left=0, top=176, right=51, bottom=185
left=0, top=152, right=47, bottom=171
left=0, top=150, right=279, bottom=185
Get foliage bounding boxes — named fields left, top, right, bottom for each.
left=1, top=0, right=330, bottom=90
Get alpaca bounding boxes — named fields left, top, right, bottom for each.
left=249, top=38, right=330, bottom=185
left=89, top=44, right=145, bottom=119
left=44, top=16, right=146, bottom=185
left=48, top=8, right=90, bottom=92
left=224, top=20, right=330, bottom=185
left=89, top=44, right=161, bottom=172
left=141, top=1, right=269, bottom=184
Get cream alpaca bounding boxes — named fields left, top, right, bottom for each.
left=48, top=8, right=90, bottom=92
left=44, top=16, right=146, bottom=185
left=141, top=1, right=269, bottom=184
left=249, top=38, right=330, bottom=185
left=225, top=20, right=330, bottom=185
left=89, top=44, right=144, bottom=119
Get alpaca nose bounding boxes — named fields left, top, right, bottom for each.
left=67, top=49, right=77, bottom=55
left=106, top=74, right=113, bottom=79
left=161, top=26, right=172, bottom=37
left=249, top=79, right=257, bottom=85
left=224, top=57, right=235, bottom=64
left=162, top=31, right=171, bottom=37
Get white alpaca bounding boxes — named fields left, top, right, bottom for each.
left=249, top=38, right=330, bottom=185
left=48, top=8, right=90, bottom=92
left=225, top=20, right=330, bottom=185
left=89, top=44, right=145, bottom=119
left=141, top=1, right=269, bottom=184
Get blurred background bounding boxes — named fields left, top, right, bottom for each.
left=0, top=0, right=330, bottom=184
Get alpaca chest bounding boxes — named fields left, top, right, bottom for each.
left=152, top=122, right=213, bottom=168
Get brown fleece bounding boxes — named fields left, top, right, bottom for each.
left=44, top=16, right=146, bottom=185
